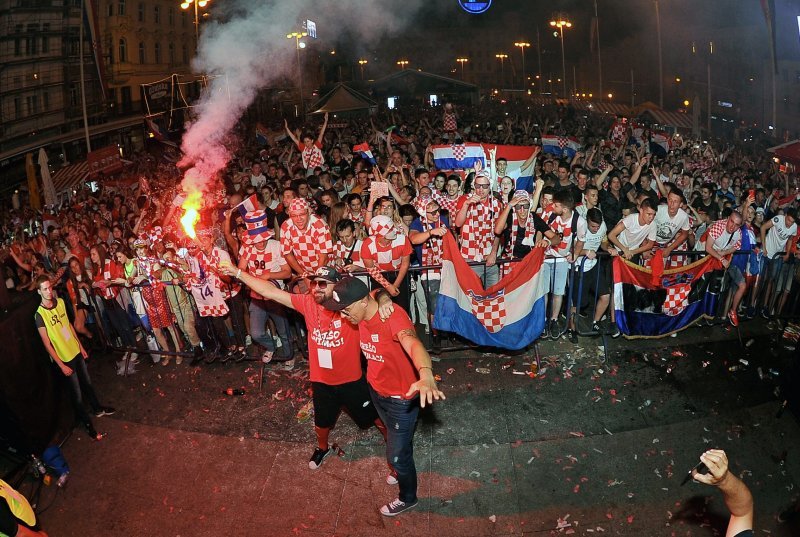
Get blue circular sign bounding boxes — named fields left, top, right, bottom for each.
left=459, top=0, right=492, bottom=14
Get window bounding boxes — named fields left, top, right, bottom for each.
left=41, top=23, right=50, bottom=54
left=107, top=2, right=113, bottom=16
left=119, top=38, right=127, bottom=62
left=154, top=42, right=161, bottom=63
left=14, top=98, right=21, bottom=120
left=14, top=38, right=21, bottom=56
left=70, top=85, right=79, bottom=107
left=118, top=0, right=125, bottom=16
left=13, top=76, right=21, bottom=88
left=138, top=2, right=144, bottom=22
left=68, top=37, right=78, bottom=56
left=27, top=95, right=39, bottom=115
left=168, top=6, right=174, bottom=25
left=26, top=24, right=38, bottom=55
left=181, top=11, right=186, bottom=27
left=182, top=44, right=188, bottom=64
left=43, top=91, right=49, bottom=111
left=168, top=42, right=174, bottom=64
left=138, top=42, right=145, bottom=63
left=154, top=5, right=160, bottom=23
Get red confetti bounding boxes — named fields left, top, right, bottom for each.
left=573, top=484, right=580, bottom=493
left=627, top=515, right=634, bottom=524
left=606, top=513, right=613, bottom=519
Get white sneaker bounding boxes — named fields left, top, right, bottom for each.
left=261, top=350, right=274, bottom=364
left=245, top=335, right=252, bottom=346
left=129, top=352, right=139, bottom=364
left=386, top=473, right=398, bottom=485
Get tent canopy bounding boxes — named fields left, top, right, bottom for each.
left=309, top=83, right=377, bottom=115
left=51, top=161, right=90, bottom=194
left=768, top=139, right=800, bottom=166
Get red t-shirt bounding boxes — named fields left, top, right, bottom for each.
left=291, top=293, right=362, bottom=385
left=360, top=307, right=418, bottom=398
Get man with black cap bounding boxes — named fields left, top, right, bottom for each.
left=219, top=262, right=394, bottom=476
left=323, top=277, right=445, bottom=517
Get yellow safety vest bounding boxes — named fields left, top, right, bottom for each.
left=0, top=478, right=36, bottom=530
left=36, top=298, right=80, bottom=363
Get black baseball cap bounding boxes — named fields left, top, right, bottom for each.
left=322, top=277, right=369, bottom=311
left=314, top=266, right=342, bottom=283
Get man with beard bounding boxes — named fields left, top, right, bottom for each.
left=220, top=263, right=395, bottom=478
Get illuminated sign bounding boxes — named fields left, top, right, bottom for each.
left=716, top=100, right=733, bottom=108
left=304, top=19, right=317, bottom=38
left=459, top=0, right=492, bottom=14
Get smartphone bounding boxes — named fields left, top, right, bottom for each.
left=680, top=461, right=710, bottom=486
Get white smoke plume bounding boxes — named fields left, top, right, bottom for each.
left=178, top=0, right=425, bottom=195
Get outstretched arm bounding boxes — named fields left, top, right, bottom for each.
left=317, top=112, right=329, bottom=146
left=692, top=449, right=753, bottom=537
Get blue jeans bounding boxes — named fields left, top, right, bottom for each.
left=369, top=386, right=420, bottom=503
left=249, top=298, right=293, bottom=359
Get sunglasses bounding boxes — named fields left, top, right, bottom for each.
left=515, top=204, right=530, bottom=210
left=310, top=280, right=330, bottom=289
left=474, top=183, right=490, bottom=190
left=426, top=208, right=440, bottom=214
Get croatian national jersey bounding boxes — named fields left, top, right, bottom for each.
left=280, top=216, right=333, bottom=275
left=360, top=235, right=413, bottom=271
left=238, top=239, right=286, bottom=298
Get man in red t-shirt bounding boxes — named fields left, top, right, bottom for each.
left=219, top=263, right=394, bottom=475
left=323, top=277, right=445, bottom=517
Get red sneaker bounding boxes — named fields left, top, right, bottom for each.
left=727, top=310, right=739, bottom=327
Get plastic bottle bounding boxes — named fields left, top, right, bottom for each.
left=224, top=388, right=245, bottom=396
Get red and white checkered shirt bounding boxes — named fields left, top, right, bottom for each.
left=707, top=218, right=742, bottom=253
left=360, top=235, right=412, bottom=272
left=456, top=195, right=503, bottom=262
left=546, top=211, right=587, bottom=259
left=239, top=239, right=286, bottom=298
left=443, top=111, right=457, bottom=133
left=299, top=141, right=325, bottom=171
left=280, top=215, right=333, bottom=275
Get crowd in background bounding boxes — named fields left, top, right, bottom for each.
left=1, top=101, right=799, bottom=366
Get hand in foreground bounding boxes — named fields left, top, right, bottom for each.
left=405, top=378, right=446, bottom=408
left=377, top=300, right=395, bottom=321
left=218, top=260, right=236, bottom=277
left=692, top=449, right=730, bottom=486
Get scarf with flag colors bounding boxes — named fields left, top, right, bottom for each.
left=352, top=142, right=377, bottom=164
left=613, top=254, right=723, bottom=338
left=433, top=234, right=547, bottom=350
left=541, top=135, right=582, bottom=159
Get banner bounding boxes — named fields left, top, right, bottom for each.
left=484, top=144, right=537, bottom=192
left=431, top=143, right=486, bottom=170
left=613, top=255, right=723, bottom=339
left=87, top=146, right=124, bottom=176
left=541, top=135, right=582, bottom=159
left=433, top=234, right=547, bottom=350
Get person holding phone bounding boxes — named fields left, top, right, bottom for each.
left=691, top=449, right=754, bottom=537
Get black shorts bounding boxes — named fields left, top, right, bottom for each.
left=571, top=260, right=611, bottom=309
left=312, top=377, right=378, bottom=429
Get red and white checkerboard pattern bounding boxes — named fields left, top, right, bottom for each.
left=301, top=142, right=325, bottom=170
left=280, top=216, right=333, bottom=274
left=451, top=144, right=466, bottom=161
left=469, top=292, right=507, bottom=333
left=457, top=196, right=502, bottom=262
left=662, top=283, right=691, bottom=316
left=557, top=137, right=568, bottom=149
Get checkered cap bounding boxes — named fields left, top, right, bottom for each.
left=412, top=195, right=435, bottom=218
left=288, top=198, right=309, bottom=214
left=369, top=215, right=395, bottom=237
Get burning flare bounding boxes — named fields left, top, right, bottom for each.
left=180, top=190, right=202, bottom=239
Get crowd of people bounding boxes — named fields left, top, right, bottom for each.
left=0, top=101, right=797, bottom=518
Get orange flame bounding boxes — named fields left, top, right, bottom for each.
left=180, top=190, right=202, bottom=239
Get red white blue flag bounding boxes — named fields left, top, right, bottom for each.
left=431, top=143, right=486, bottom=170
left=613, top=255, right=722, bottom=338
left=541, top=135, right=582, bottom=159
left=352, top=142, right=376, bottom=164
left=433, top=233, right=547, bottom=349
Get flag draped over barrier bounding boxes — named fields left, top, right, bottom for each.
left=613, top=255, right=723, bottom=338
left=433, top=234, right=547, bottom=350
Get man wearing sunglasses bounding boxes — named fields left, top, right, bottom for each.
left=454, top=170, right=504, bottom=286
left=219, top=263, right=394, bottom=477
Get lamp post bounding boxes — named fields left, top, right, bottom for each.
left=549, top=16, right=572, bottom=98
left=286, top=30, right=307, bottom=114
left=180, top=0, right=209, bottom=51
left=456, top=57, right=468, bottom=80
left=358, top=58, right=368, bottom=80
left=396, top=59, right=409, bottom=70
left=495, top=53, right=508, bottom=88
left=514, top=42, right=530, bottom=90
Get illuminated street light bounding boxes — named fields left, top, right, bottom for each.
left=180, top=0, right=210, bottom=51
left=514, top=42, right=530, bottom=89
left=549, top=16, right=572, bottom=97
left=287, top=30, right=308, bottom=114
left=358, top=58, right=368, bottom=80
left=495, top=53, right=508, bottom=87
left=456, top=57, right=468, bottom=80
left=396, top=59, right=409, bottom=70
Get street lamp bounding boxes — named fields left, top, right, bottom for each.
left=514, top=42, right=530, bottom=89
left=396, top=59, right=409, bottom=70
left=456, top=57, right=468, bottom=80
left=180, top=0, right=209, bottom=51
left=495, top=53, right=508, bottom=88
left=287, top=30, right=307, bottom=114
left=358, top=58, right=368, bottom=80
left=549, top=16, right=572, bottom=98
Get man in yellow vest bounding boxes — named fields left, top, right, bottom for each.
left=34, top=275, right=114, bottom=440
left=0, top=478, right=48, bottom=536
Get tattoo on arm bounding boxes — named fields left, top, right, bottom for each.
left=396, top=328, right=419, bottom=342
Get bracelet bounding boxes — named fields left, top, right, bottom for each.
left=236, top=269, right=242, bottom=279
left=418, top=366, right=433, bottom=373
